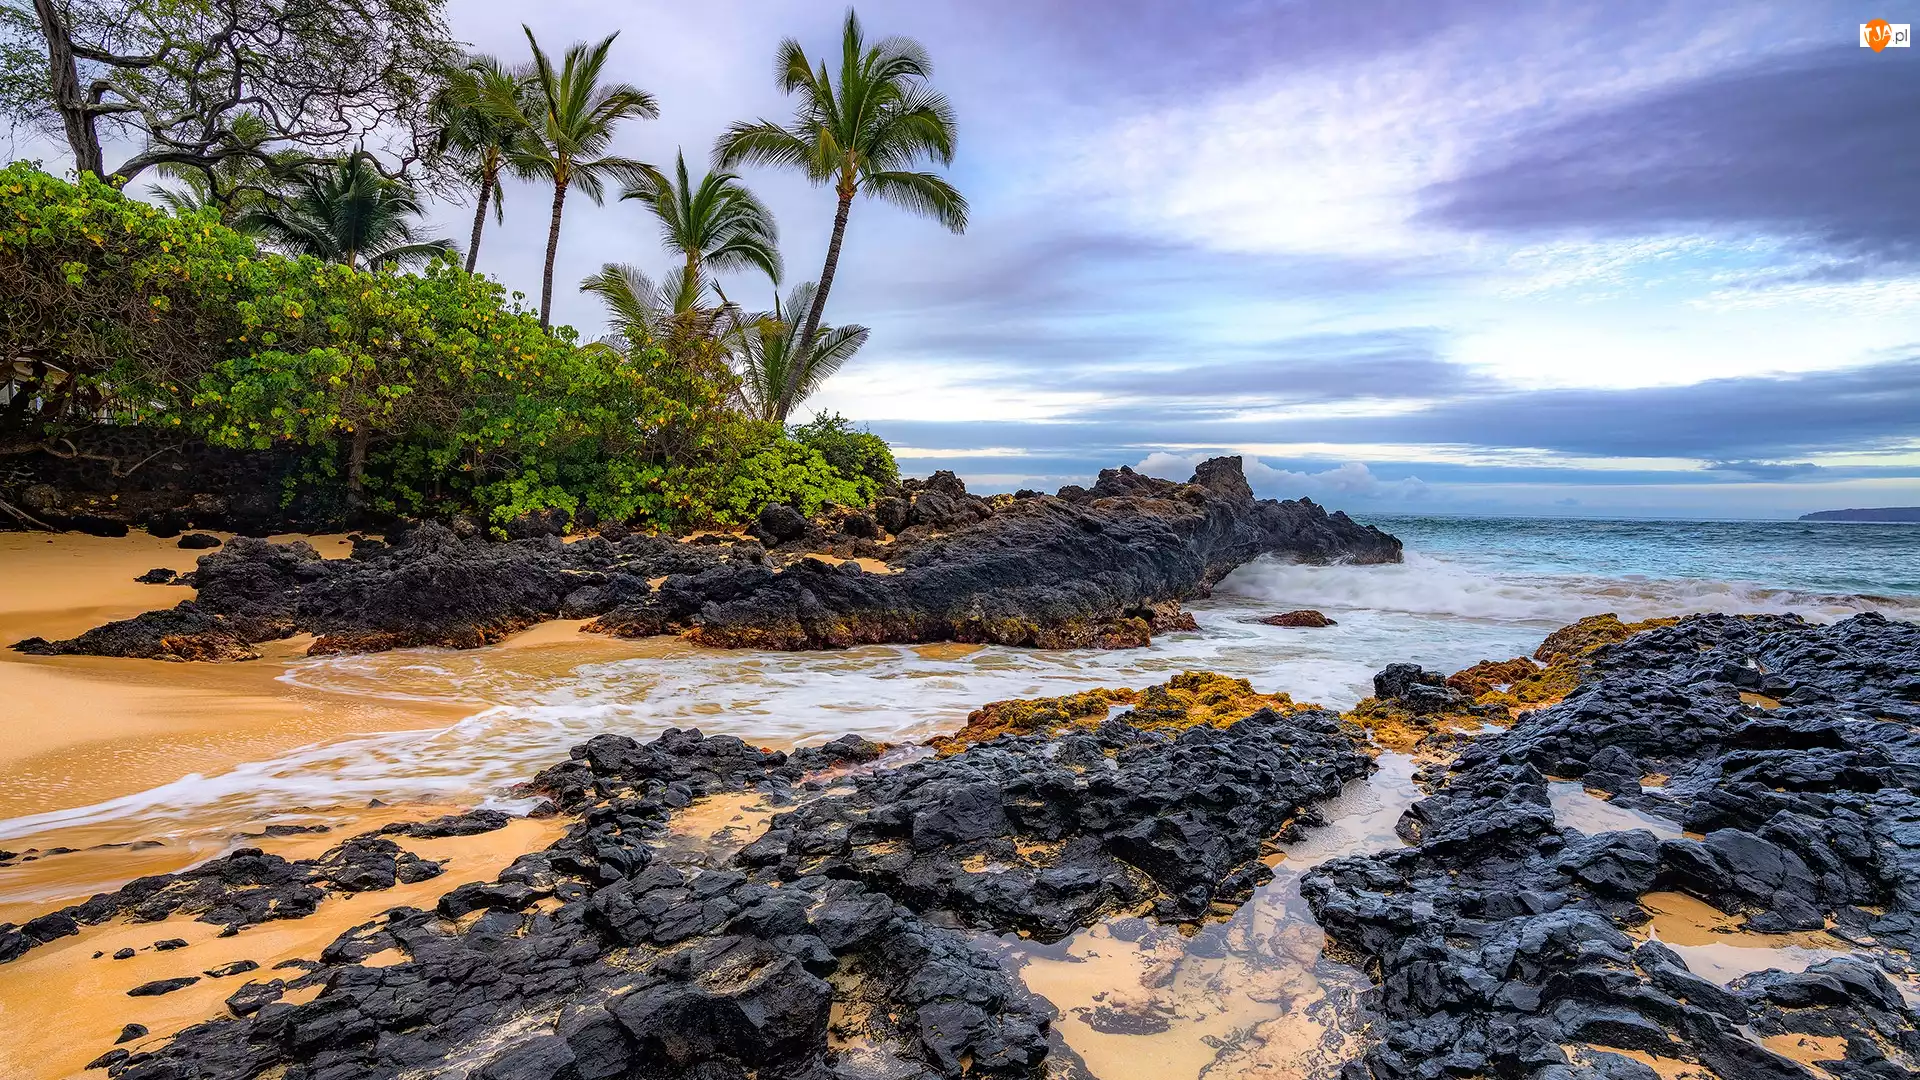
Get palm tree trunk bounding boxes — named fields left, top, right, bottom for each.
left=465, top=167, right=495, bottom=274
left=780, top=190, right=853, bottom=424
left=540, top=179, right=568, bottom=328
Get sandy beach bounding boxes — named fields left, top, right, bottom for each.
left=0, top=533, right=480, bottom=818
left=0, top=533, right=485, bottom=915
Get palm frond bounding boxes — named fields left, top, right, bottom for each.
left=861, top=170, right=968, bottom=232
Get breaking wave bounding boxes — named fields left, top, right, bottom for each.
left=1216, top=551, right=1920, bottom=626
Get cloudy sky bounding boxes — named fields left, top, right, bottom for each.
left=24, top=1, right=1920, bottom=517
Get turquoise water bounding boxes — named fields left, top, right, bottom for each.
left=1366, top=515, right=1920, bottom=599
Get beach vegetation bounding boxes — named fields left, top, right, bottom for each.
left=715, top=9, right=966, bottom=421
left=0, top=162, right=888, bottom=533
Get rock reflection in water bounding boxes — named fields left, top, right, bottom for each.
left=987, top=754, right=1420, bottom=1080
left=1547, top=781, right=1685, bottom=841
left=1634, top=890, right=1855, bottom=986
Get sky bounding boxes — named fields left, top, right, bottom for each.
left=16, top=0, right=1920, bottom=518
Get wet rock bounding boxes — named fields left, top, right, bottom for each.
left=1305, top=612, right=1920, bottom=1080
left=10, top=600, right=259, bottom=661
left=224, top=979, right=285, bottom=1016
left=204, top=959, right=259, bottom=978
left=84, top=1048, right=130, bottom=1070
left=135, top=567, right=179, bottom=584
left=113, top=722, right=1052, bottom=1080
left=751, top=701, right=1371, bottom=938
left=153, top=937, right=188, bottom=950
left=116, top=1023, right=148, bottom=1043
left=1261, top=609, right=1336, bottom=627
left=23, top=458, right=1399, bottom=661
left=177, top=532, right=222, bottom=549
left=127, top=976, right=199, bottom=996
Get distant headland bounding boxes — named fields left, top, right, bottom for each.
left=1799, top=506, right=1920, bottom=522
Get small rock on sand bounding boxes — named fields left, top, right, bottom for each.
left=127, top=976, right=199, bottom=996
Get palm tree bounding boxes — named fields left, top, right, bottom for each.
left=430, top=55, right=532, bottom=273
left=241, top=154, right=453, bottom=270
left=714, top=8, right=965, bottom=422
left=620, top=149, right=781, bottom=303
left=148, top=113, right=280, bottom=230
left=726, top=282, right=869, bottom=421
left=579, top=263, right=688, bottom=353
left=512, top=27, right=660, bottom=328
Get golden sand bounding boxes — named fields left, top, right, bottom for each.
left=1760, top=1033, right=1848, bottom=1071
left=0, top=532, right=477, bottom=824
left=0, top=815, right=565, bottom=1080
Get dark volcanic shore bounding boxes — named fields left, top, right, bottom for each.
left=2, top=609, right=1916, bottom=1079
left=12, top=456, right=1402, bottom=660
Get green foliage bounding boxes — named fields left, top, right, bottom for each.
left=793, top=413, right=896, bottom=504
left=0, top=161, right=255, bottom=426
left=694, top=423, right=864, bottom=522
left=1, top=163, right=894, bottom=533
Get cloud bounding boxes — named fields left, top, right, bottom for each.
left=1429, top=46, right=1920, bottom=265
left=1054, top=331, right=1479, bottom=404
left=1704, top=461, right=1824, bottom=481
left=1134, top=453, right=1430, bottom=502
left=871, top=355, right=1920, bottom=466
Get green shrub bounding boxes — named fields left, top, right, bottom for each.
left=0, top=162, right=256, bottom=427
left=689, top=422, right=865, bottom=523
left=1, top=164, right=895, bottom=532
left=792, top=412, right=898, bottom=503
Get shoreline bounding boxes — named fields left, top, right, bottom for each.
left=0, top=607, right=1907, bottom=1080
left=0, top=532, right=480, bottom=823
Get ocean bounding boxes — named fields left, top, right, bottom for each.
left=4, top=515, right=1916, bottom=894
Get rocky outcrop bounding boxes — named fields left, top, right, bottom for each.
left=8, top=611, right=1920, bottom=1080
left=83, top=729, right=1058, bottom=1080
left=741, top=681, right=1371, bottom=940
left=1304, top=612, right=1920, bottom=1080
left=15, top=457, right=1401, bottom=660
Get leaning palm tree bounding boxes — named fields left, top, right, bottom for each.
left=726, top=281, right=869, bottom=421
left=240, top=155, right=453, bottom=270
left=620, top=149, right=781, bottom=303
left=714, top=8, right=965, bottom=422
left=430, top=54, right=533, bottom=273
left=511, top=27, right=661, bottom=327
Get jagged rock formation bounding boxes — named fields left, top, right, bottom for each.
left=48, top=685, right=1375, bottom=1080
left=1305, top=612, right=1920, bottom=1080
left=13, top=457, right=1401, bottom=660
left=7, top=613, right=1920, bottom=1079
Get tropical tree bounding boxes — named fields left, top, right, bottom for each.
left=714, top=8, right=965, bottom=422
left=620, top=149, right=781, bottom=304
left=511, top=27, right=659, bottom=327
left=241, top=154, right=453, bottom=270
left=727, top=281, right=868, bottom=421
left=430, top=54, right=531, bottom=273
left=1, top=0, right=455, bottom=183
left=579, top=262, right=687, bottom=353
left=145, top=113, right=286, bottom=231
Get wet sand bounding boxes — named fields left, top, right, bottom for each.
left=0, top=533, right=491, bottom=917
left=0, top=815, right=565, bottom=1080
left=0, top=532, right=479, bottom=820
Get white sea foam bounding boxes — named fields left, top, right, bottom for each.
left=1217, top=552, right=1920, bottom=625
left=5, top=547, right=1912, bottom=875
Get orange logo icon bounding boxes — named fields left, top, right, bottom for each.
left=1865, top=19, right=1893, bottom=50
